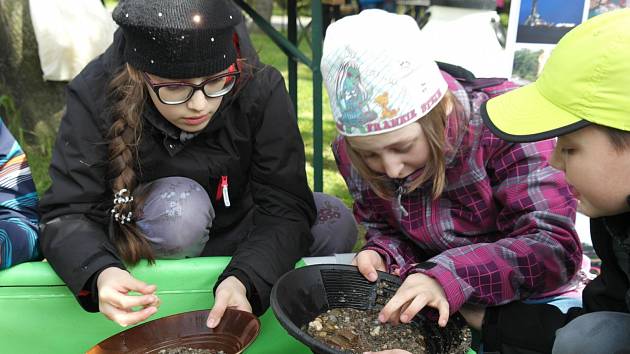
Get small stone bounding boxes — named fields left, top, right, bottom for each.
left=369, top=325, right=381, bottom=337
left=308, top=319, right=323, bottom=332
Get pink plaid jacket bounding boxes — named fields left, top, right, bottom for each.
left=332, top=72, right=582, bottom=312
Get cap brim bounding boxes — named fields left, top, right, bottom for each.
left=481, top=83, right=590, bottom=142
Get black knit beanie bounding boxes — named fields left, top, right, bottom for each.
left=112, top=0, right=243, bottom=79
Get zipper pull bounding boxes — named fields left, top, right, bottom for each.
left=396, top=184, right=409, bottom=217
left=215, top=175, right=231, bottom=207
left=220, top=175, right=230, bottom=208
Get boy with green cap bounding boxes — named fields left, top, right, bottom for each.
left=466, top=8, right=630, bottom=354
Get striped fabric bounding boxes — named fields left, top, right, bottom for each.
left=0, top=120, right=40, bottom=270
left=332, top=72, right=582, bottom=313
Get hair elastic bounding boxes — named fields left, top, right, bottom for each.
left=111, top=188, right=134, bottom=225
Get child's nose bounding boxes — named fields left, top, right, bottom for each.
left=382, top=156, right=404, bottom=179
left=187, top=89, right=207, bottom=111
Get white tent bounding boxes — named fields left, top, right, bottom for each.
left=419, top=5, right=512, bottom=78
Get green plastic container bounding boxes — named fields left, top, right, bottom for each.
left=0, top=258, right=310, bottom=354
left=0, top=258, right=476, bottom=354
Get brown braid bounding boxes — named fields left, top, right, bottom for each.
left=107, top=63, right=155, bottom=265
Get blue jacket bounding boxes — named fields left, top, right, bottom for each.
left=0, top=120, right=40, bottom=269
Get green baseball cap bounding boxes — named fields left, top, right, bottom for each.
left=482, top=9, right=630, bottom=142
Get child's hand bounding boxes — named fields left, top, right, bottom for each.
left=352, top=249, right=386, bottom=282
left=96, top=267, right=160, bottom=327
left=378, top=272, right=449, bottom=327
left=206, top=276, right=252, bottom=328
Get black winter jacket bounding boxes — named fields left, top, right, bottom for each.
left=481, top=211, right=630, bottom=353
left=39, top=30, right=316, bottom=315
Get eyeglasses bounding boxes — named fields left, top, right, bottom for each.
left=143, top=64, right=240, bottom=105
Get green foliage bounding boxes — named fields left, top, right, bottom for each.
left=512, top=48, right=543, bottom=82
left=498, top=0, right=511, bottom=28
left=272, top=0, right=313, bottom=17
left=499, top=13, right=509, bottom=28
left=23, top=142, right=53, bottom=195
left=0, top=94, right=25, bottom=144
left=103, top=0, right=118, bottom=10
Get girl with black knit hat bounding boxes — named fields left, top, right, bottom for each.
left=39, top=0, right=357, bottom=328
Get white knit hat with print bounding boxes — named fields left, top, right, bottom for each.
left=321, top=9, right=448, bottom=137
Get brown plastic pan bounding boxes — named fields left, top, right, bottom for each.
left=87, top=309, right=260, bottom=354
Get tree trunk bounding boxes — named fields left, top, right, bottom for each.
left=0, top=0, right=66, bottom=137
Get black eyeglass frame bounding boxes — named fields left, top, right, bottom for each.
left=142, top=67, right=241, bottom=105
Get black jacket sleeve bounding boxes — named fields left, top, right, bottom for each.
left=39, top=72, right=125, bottom=311
left=215, top=68, right=316, bottom=314
left=482, top=301, right=583, bottom=354
left=582, top=217, right=629, bottom=313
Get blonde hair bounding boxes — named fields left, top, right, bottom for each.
left=345, top=91, right=457, bottom=200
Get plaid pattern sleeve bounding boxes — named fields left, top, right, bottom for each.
left=332, top=136, right=422, bottom=272
left=0, top=120, right=40, bottom=270
left=409, top=129, right=582, bottom=311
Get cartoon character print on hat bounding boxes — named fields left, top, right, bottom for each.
left=321, top=10, right=450, bottom=137
left=334, top=61, right=378, bottom=133
left=374, top=92, right=399, bottom=119
left=330, top=58, right=444, bottom=136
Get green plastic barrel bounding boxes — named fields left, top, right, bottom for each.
left=0, top=258, right=475, bottom=354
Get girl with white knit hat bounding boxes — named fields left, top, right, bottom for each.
left=321, top=10, right=584, bottom=352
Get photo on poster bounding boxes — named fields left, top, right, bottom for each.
left=515, top=0, right=586, bottom=44
left=588, top=0, right=629, bottom=18
left=510, top=44, right=554, bottom=84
